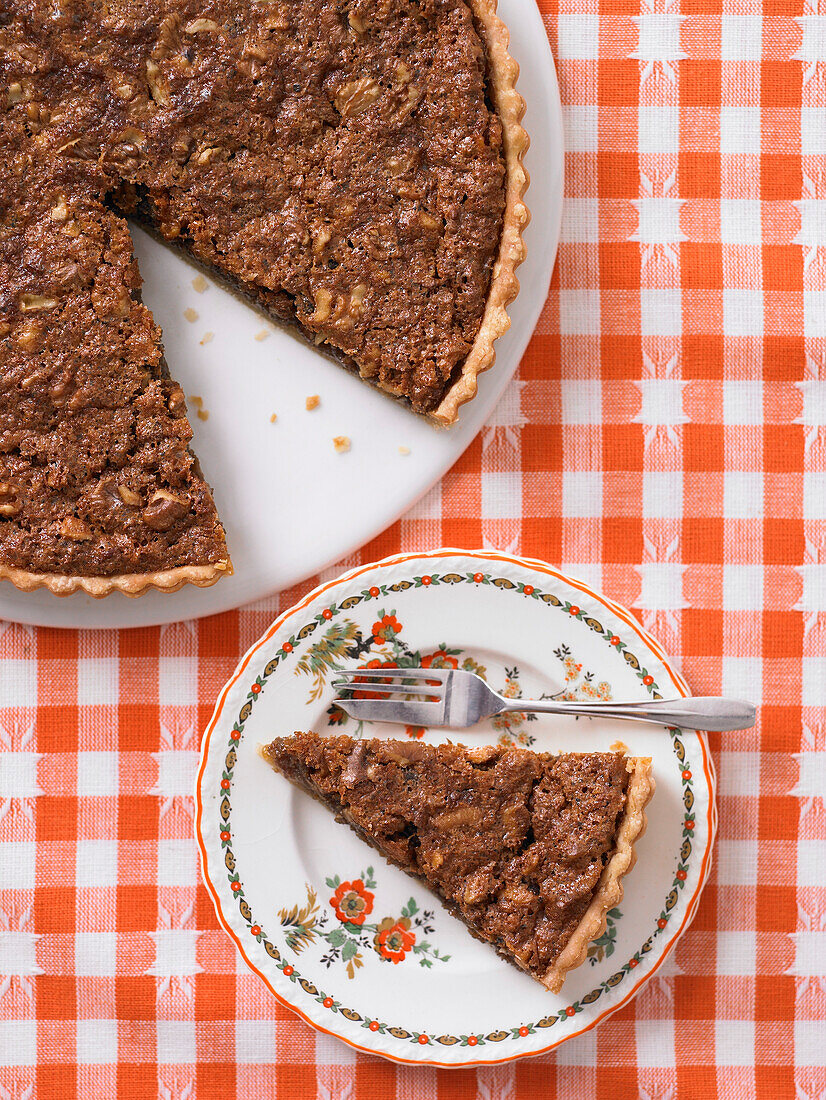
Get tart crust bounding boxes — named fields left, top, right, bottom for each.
left=541, top=757, right=655, bottom=993
left=0, top=559, right=232, bottom=600
left=431, top=0, right=530, bottom=427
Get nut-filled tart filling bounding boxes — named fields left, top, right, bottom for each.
left=262, top=734, right=653, bottom=992
left=0, top=0, right=528, bottom=597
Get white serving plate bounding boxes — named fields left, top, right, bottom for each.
left=0, top=0, right=563, bottom=628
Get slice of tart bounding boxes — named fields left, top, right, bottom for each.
left=0, top=138, right=231, bottom=598
left=261, top=733, right=653, bottom=992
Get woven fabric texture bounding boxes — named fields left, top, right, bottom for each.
left=1, top=0, right=825, bottom=1095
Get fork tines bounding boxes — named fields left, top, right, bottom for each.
left=332, top=667, right=450, bottom=681
left=332, top=666, right=447, bottom=700
left=332, top=681, right=441, bottom=697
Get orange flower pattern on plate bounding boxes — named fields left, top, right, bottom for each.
left=375, top=917, right=416, bottom=964
left=279, top=870, right=451, bottom=980
left=372, top=614, right=402, bottom=641
left=330, top=880, right=374, bottom=927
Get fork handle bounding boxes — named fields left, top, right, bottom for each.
left=499, top=696, right=755, bottom=732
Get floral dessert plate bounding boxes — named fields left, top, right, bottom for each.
left=196, top=549, right=716, bottom=1067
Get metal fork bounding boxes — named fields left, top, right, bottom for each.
left=331, top=667, right=756, bottom=731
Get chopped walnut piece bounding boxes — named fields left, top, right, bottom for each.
left=106, top=141, right=143, bottom=174
left=243, top=41, right=269, bottom=62
left=333, top=436, right=351, bottom=454
left=196, top=146, right=221, bottom=165
left=385, top=151, right=417, bottom=177
left=263, top=11, right=291, bottom=31
left=183, top=307, right=199, bottom=322
left=348, top=10, right=365, bottom=34
left=0, top=485, right=20, bottom=518
left=60, top=516, right=93, bottom=541
left=153, top=14, right=183, bottom=60
left=143, top=489, right=188, bottom=531
left=49, top=369, right=75, bottom=401
left=311, top=287, right=333, bottom=322
left=312, top=227, right=331, bottom=255
left=191, top=275, right=208, bottom=293
left=435, top=806, right=482, bottom=830
left=305, top=394, right=320, bottom=411
left=185, top=18, right=221, bottom=33
left=50, top=198, right=69, bottom=222
left=117, top=486, right=142, bottom=506
left=145, top=60, right=170, bottom=106
left=121, top=126, right=146, bottom=146
left=418, top=211, right=440, bottom=230
left=17, top=320, right=40, bottom=349
left=7, top=82, right=25, bottom=105
left=335, top=77, right=381, bottom=118
left=349, top=283, right=367, bottom=315
left=20, top=294, right=58, bottom=312
left=27, top=103, right=49, bottom=128
left=56, top=136, right=99, bottom=160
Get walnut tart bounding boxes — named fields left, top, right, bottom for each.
left=0, top=0, right=528, bottom=597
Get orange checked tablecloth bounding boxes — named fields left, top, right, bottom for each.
left=1, top=0, right=825, bottom=1096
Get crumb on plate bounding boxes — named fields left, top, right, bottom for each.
left=254, top=329, right=270, bottom=342
left=333, top=435, right=351, bottom=454
left=270, top=413, right=278, bottom=424
left=189, top=395, right=209, bottom=421
left=306, top=394, right=320, bottom=410
left=398, top=445, right=411, bottom=455
left=183, top=307, right=199, bottom=323
left=200, top=331, right=214, bottom=345
left=191, top=275, right=208, bottom=293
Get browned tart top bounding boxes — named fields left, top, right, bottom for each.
left=0, top=0, right=506, bottom=581
left=262, top=733, right=631, bottom=981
